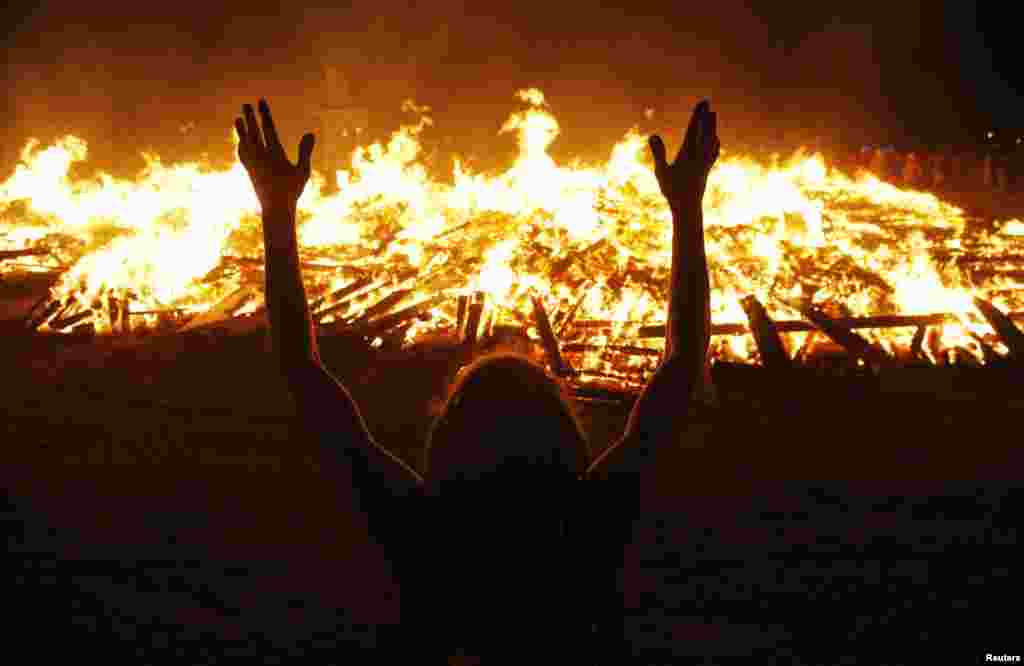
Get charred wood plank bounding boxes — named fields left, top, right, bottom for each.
left=49, top=309, right=93, bottom=331
left=562, top=343, right=661, bottom=357
left=800, top=305, right=894, bottom=367
left=972, top=297, right=1024, bottom=360
left=26, top=300, right=61, bottom=331
left=556, top=283, right=591, bottom=338
left=351, top=294, right=448, bottom=338
left=970, top=333, right=1003, bottom=365
left=607, top=311, right=1024, bottom=338
left=531, top=296, right=573, bottom=377
left=177, top=287, right=253, bottom=333
left=127, top=308, right=190, bottom=316
left=22, top=291, right=53, bottom=323
left=312, top=276, right=376, bottom=322
left=342, top=288, right=413, bottom=330
left=740, top=295, right=790, bottom=370
left=462, top=294, right=485, bottom=348
left=47, top=298, right=76, bottom=327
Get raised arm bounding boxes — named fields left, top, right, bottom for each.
left=236, top=100, right=422, bottom=494
left=586, top=101, right=719, bottom=480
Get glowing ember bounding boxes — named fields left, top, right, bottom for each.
left=2, top=89, right=1023, bottom=377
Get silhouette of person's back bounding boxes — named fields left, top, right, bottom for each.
left=410, top=352, right=592, bottom=659
left=234, top=97, right=719, bottom=662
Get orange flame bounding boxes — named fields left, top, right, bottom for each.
left=2, top=89, right=1019, bottom=373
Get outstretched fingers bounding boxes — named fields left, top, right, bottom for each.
left=258, top=99, right=285, bottom=156
left=705, top=111, right=720, bottom=164
left=234, top=117, right=248, bottom=145
left=234, top=118, right=249, bottom=158
left=648, top=134, right=668, bottom=174
left=297, top=133, right=315, bottom=181
left=243, top=104, right=264, bottom=150
left=679, top=100, right=709, bottom=163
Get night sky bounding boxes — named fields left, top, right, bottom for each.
left=1, top=2, right=1021, bottom=178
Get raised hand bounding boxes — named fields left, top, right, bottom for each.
left=236, top=98, right=425, bottom=499
left=648, top=100, right=720, bottom=212
left=235, top=99, right=315, bottom=212
left=586, top=100, right=718, bottom=481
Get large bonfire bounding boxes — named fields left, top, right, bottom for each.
left=3, top=89, right=1023, bottom=385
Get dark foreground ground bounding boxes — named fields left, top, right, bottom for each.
left=2, top=327, right=1021, bottom=663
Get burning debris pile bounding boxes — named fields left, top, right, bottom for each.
left=4, top=89, right=1024, bottom=391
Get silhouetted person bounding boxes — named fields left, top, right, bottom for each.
left=234, top=98, right=719, bottom=662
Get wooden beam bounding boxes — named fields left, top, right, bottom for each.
left=970, top=333, right=1003, bottom=365
left=341, top=288, right=413, bottom=330
left=799, top=305, right=893, bottom=367
left=312, top=276, right=375, bottom=322
left=462, top=293, right=485, bottom=348
left=531, top=296, right=572, bottom=377
left=22, top=292, right=53, bottom=325
left=313, top=277, right=376, bottom=320
left=740, top=296, right=790, bottom=370
left=350, top=294, right=448, bottom=337
left=585, top=310, right=1024, bottom=338
left=177, top=287, right=253, bottom=333
left=972, top=297, right=1024, bottom=359
left=46, top=298, right=76, bottom=328
left=556, top=282, right=591, bottom=338
left=127, top=308, right=190, bottom=316
left=49, top=309, right=93, bottom=331
left=25, top=300, right=61, bottom=331
left=562, top=343, right=661, bottom=357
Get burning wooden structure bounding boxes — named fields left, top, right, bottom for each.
left=4, top=89, right=1024, bottom=398
left=5, top=250, right=1024, bottom=402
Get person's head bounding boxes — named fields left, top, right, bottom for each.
left=421, top=352, right=590, bottom=639
left=424, top=352, right=589, bottom=495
